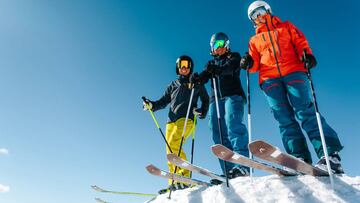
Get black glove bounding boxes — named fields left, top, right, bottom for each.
left=193, top=108, right=205, bottom=119
left=142, top=97, right=153, bottom=111
left=190, top=72, right=201, bottom=86
left=240, top=52, right=254, bottom=70
left=205, top=60, right=222, bottom=75
left=302, top=53, right=317, bottom=69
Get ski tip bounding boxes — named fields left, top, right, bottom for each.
left=211, top=144, right=225, bottom=153
left=211, top=144, right=230, bottom=153
left=145, top=164, right=154, bottom=171
left=146, top=164, right=160, bottom=174
left=248, top=140, right=272, bottom=150
left=211, top=144, right=234, bottom=160
left=95, top=197, right=108, bottom=203
left=92, top=185, right=101, bottom=191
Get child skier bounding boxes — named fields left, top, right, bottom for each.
left=241, top=0, right=344, bottom=173
left=143, top=55, right=209, bottom=193
left=192, top=32, right=250, bottom=182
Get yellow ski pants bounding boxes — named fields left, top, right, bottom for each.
left=165, top=118, right=194, bottom=185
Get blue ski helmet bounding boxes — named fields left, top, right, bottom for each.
left=210, top=32, right=230, bottom=55
left=176, top=55, right=193, bottom=75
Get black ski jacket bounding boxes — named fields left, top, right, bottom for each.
left=199, top=51, right=246, bottom=102
left=152, top=75, right=209, bottom=123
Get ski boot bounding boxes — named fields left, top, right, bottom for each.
left=158, top=183, right=189, bottom=194
left=228, top=167, right=250, bottom=179
left=315, top=152, right=344, bottom=174
left=210, top=175, right=226, bottom=185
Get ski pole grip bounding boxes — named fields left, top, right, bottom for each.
left=302, top=49, right=308, bottom=69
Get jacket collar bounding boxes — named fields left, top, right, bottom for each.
left=255, top=15, right=282, bottom=34
left=178, top=75, right=190, bottom=84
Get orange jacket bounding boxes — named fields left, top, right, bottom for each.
left=248, top=14, right=313, bottom=84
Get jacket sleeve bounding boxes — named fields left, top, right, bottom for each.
left=198, top=63, right=212, bottom=85
left=286, top=21, right=313, bottom=59
left=198, top=85, right=209, bottom=117
left=152, top=83, right=172, bottom=112
left=248, top=39, right=260, bottom=73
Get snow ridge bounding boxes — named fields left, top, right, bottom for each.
left=147, top=175, right=360, bottom=203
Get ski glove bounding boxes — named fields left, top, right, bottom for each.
left=193, top=108, right=205, bottom=119
left=205, top=60, right=222, bottom=75
left=302, top=53, right=317, bottom=69
left=240, top=52, right=254, bottom=70
left=190, top=72, right=201, bottom=87
left=142, top=98, right=153, bottom=111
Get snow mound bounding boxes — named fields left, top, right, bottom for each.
left=146, top=175, right=360, bottom=203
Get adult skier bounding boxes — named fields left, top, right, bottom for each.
left=192, top=32, right=250, bottom=181
left=143, top=55, right=209, bottom=193
left=240, top=0, right=344, bottom=173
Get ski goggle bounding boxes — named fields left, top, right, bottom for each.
left=178, top=60, right=190, bottom=69
left=250, top=7, right=267, bottom=21
left=213, top=40, right=225, bottom=50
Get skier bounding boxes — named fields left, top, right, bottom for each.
left=240, top=0, right=344, bottom=173
left=192, top=32, right=250, bottom=182
left=143, top=55, right=209, bottom=193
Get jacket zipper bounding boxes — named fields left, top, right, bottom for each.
left=265, top=22, right=282, bottom=78
left=214, top=59, right=223, bottom=99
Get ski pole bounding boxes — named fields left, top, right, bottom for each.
left=189, top=115, right=197, bottom=178
left=212, top=76, right=230, bottom=187
left=246, top=69, right=254, bottom=177
left=303, top=50, right=334, bottom=189
left=142, top=96, right=173, bottom=154
left=168, top=86, right=195, bottom=199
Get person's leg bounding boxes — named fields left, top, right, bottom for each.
left=224, top=95, right=249, bottom=173
left=262, top=77, right=312, bottom=163
left=175, top=118, right=194, bottom=178
left=165, top=118, right=193, bottom=185
left=284, top=72, right=343, bottom=158
left=209, top=100, right=234, bottom=174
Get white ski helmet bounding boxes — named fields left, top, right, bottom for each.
left=247, top=1, right=272, bottom=21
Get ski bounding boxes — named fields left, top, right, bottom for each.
left=95, top=197, right=109, bottom=203
left=91, top=185, right=157, bottom=197
left=211, top=144, right=296, bottom=176
left=146, top=164, right=211, bottom=187
left=248, top=140, right=328, bottom=176
left=167, top=153, right=226, bottom=182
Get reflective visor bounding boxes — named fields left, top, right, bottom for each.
left=179, top=60, right=190, bottom=69
left=250, top=7, right=267, bottom=21
left=213, top=40, right=225, bottom=49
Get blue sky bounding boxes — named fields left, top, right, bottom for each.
left=0, top=0, right=359, bottom=203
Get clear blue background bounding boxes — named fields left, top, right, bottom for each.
left=0, top=1, right=359, bottom=203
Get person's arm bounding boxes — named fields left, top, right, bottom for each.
left=197, top=62, right=212, bottom=85
left=287, top=21, right=312, bottom=58
left=198, top=85, right=209, bottom=118
left=151, top=84, right=172, bottom=112
left=248, top=39, right=261, bottom=73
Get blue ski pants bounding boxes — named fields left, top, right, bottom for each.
left=261, top=71, right=343, bottom=163
left=209, top=95, right=249, bottom=173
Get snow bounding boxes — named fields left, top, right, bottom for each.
left=146, top=175, right=360, bottom=203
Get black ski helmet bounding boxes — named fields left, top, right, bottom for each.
left=176, top=55, right=193, bottom=75
left=210, top=32, right=230, bottom=54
